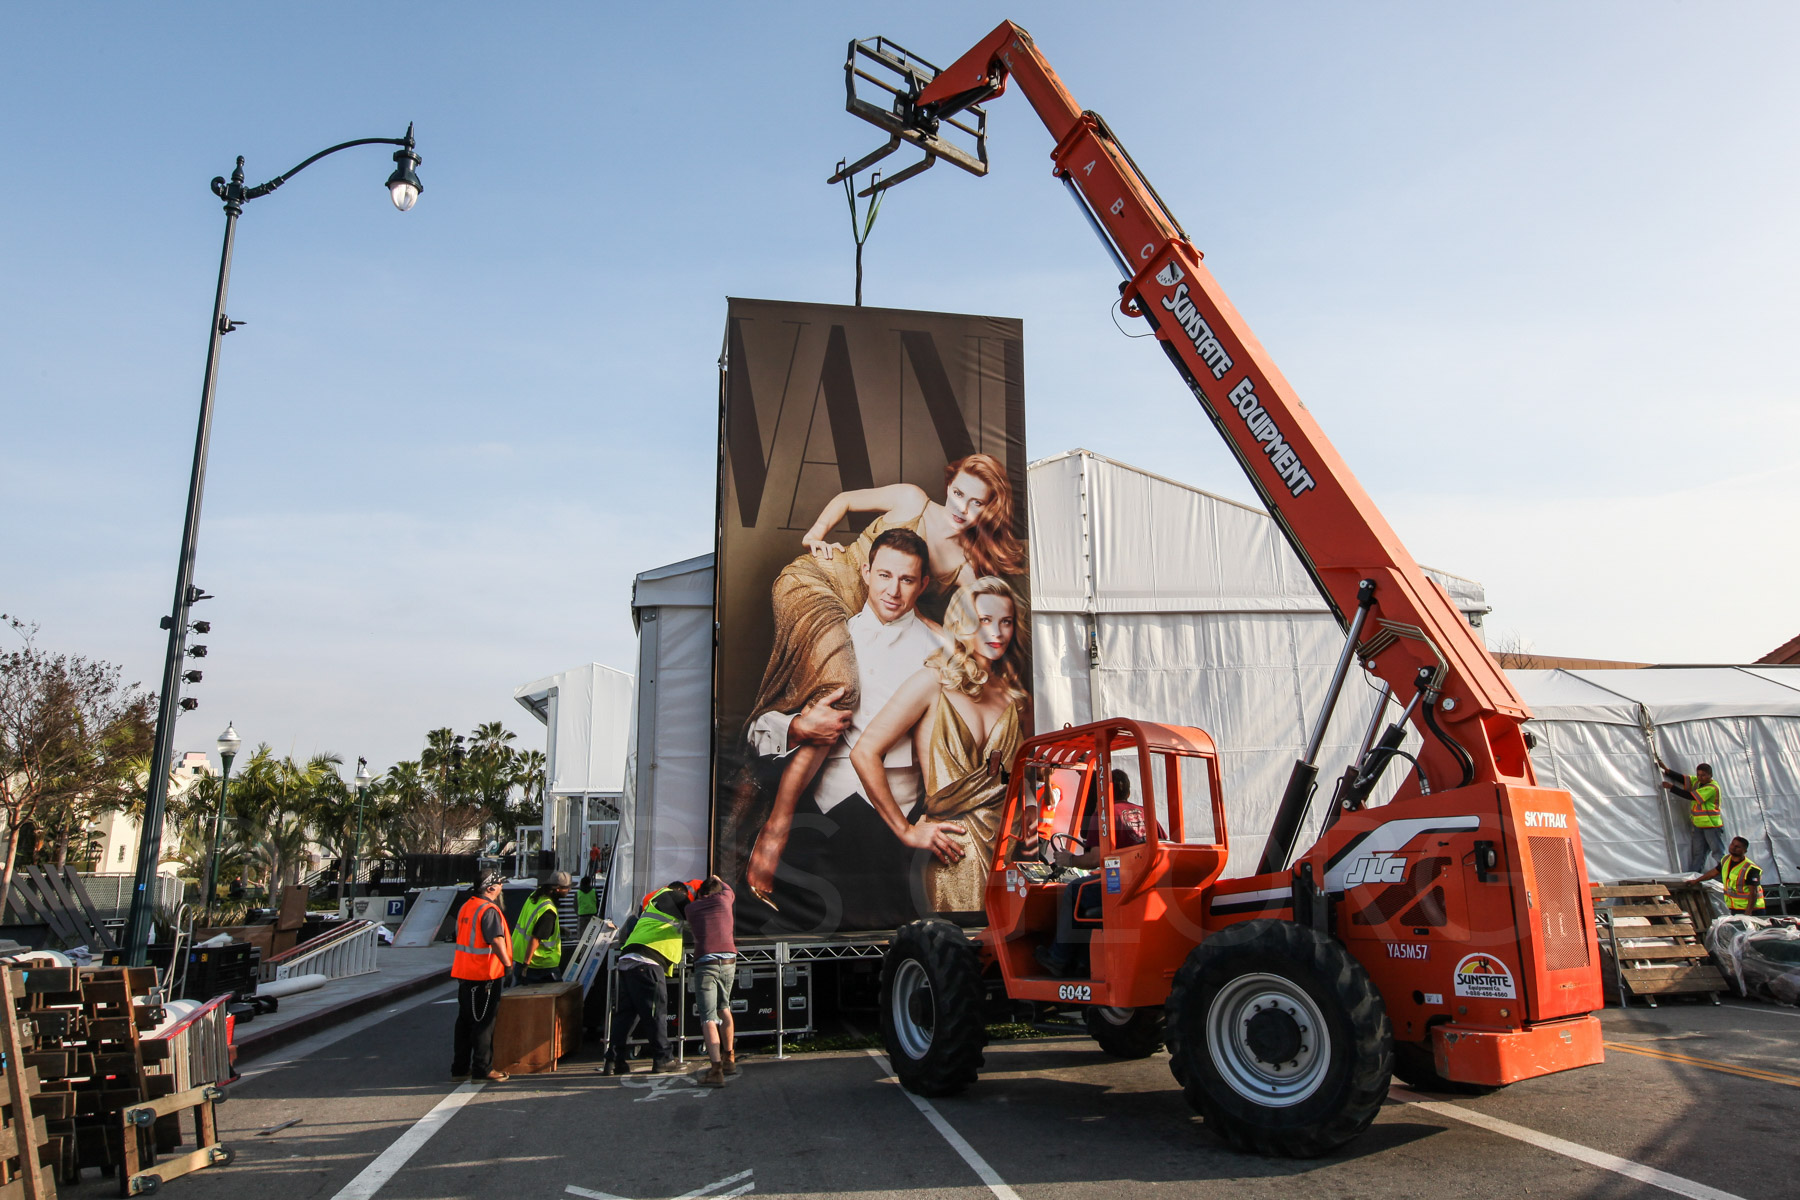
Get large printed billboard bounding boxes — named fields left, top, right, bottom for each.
left=713, top=298, right=1030, bottom=938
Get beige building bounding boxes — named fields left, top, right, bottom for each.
left=88, top=751, right=214, bottom=876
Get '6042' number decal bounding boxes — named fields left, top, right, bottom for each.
left=1057, top=984, right=1091, bottom=1001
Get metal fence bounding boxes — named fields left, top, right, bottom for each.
left=72, top=873, right=184, bottom=921
left=144, top=994, right=235, bottom=1090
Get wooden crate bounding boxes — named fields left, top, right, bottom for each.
left=491, top=983, right=582, bottom=1074
left=1591, top=883, right=1725, bottom=1007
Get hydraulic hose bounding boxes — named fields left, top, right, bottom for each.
left=1420, top=674, right=1476, bottom=790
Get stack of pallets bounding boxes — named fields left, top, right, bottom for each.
left=5, top=963, right=230, bottom=1194
left=1590, top=882, right=1726, bottom=1007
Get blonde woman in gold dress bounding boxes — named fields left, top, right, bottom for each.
left=850, top=577, right=1030, bottom=915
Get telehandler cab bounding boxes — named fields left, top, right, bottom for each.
left=836, top=23, right=1607, bottom=1157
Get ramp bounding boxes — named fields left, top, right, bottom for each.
left=393, top=886, right=459, bottom=947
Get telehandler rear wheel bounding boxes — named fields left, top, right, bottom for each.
left=1084, top=1005, right=1164, bottom=1059
left=1166, top=919, right=1392, bottom=1158
left=880, top=919, right=987, bottom=1096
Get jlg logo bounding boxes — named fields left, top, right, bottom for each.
left=1523, top=811, right=1568, bottom=829
left=1344, top=853, right=1408, bottom=886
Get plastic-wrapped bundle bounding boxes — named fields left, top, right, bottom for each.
left=1703, top=915, right=1800, bottom=1003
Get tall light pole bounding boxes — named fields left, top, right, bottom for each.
left=202, top=722, right=241, bottom=928
left=348, top=758, right=373, bottom=905
left=123, top=127, right=426, bottom=964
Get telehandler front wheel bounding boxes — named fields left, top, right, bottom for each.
left=880, top=919, right=987, bottom=1097
left=1166, top=919, right=1393, bottom=1158
left=1084, top=1005, right=1165, bottom=1059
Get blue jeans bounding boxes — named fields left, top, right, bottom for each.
left=1688, top=825, right=1726, bottom=873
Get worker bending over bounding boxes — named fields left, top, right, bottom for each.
left=687, top=875, right=740, bottom=1087
left=1700, top=836, right=1767, bottom=914
left=514, top=871, right=571, bottom=983
left=1661, top=761, right=1725, bottom=872
left=450, top=872, right=514, bottom=1083
left=601, top=879, right=692, bottom=1075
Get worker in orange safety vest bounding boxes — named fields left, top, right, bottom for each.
left=451, top=872, right=515, bottom=1082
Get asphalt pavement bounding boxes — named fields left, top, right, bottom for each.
left=75, top=987, right=1800, bottom=1200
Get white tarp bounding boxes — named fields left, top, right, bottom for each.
left=603, top=450, right=1491, bottom=898
left=605, top=554, right=715, bottom=924
left=1510, top=667, right=1800, bottom=885
left=1031, top=450, right=1480, bottom=876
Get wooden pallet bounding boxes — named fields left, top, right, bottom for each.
left=6, top=963, right=162, bottom=1186
left=0, top=970, right=64, bottom=1200
left=1590, top=883, right=1726, bottom=1007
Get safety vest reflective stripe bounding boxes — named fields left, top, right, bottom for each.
left=512, top=895, right=563, bottom=968
left=1690, top=778, right=1723, bottom=828
left=623, top=888, right=684, bottom=975
left=452, top=897, right=508, bottom=982
left=1722, top=856, right=1765, bottom=911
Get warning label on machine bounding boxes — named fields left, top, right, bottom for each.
left=1452, top=953, right=1518, bottom=1000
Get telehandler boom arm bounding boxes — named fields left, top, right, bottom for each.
left=842, top=21, right=1537, bottom=842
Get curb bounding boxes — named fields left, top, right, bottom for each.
left=233, top=969, right=454, bottom=1063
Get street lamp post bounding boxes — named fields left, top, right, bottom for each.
left=202, top=722, right=241, bottom=928
left=347, top=758, right=373, bottom=906
left=123, top=127, right=425, bottom=965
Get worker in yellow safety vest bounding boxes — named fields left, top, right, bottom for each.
left=1661, top=761, right=1726, bottom=872
left=513, top=871, right=571, bottom=984
left=576, top=874, right=600, bottom=931
left=600, top=880, right=692, bottom=1076
left=450, top=872, right=514, bottom=1082
left=1700, top=836, right=1766, bottom=913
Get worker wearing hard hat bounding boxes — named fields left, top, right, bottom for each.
left=1700, top=837, right=1767, bottom=914
left=451, top=872, right=514, bottom=1083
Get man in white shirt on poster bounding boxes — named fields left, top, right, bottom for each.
left=747, top=527, right=963, bottom=929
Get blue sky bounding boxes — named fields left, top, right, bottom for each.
left=5, top=3, right=1797, bottom=774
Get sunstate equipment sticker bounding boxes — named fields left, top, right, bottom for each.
left=1453, top=953, right=1517, bottom=1000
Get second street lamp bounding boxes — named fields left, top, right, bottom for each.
left=349, top=758, right=373, bottom=905
left=123, top=125, right=425, bottom=965
left=203, top=721, right=241, bottom=928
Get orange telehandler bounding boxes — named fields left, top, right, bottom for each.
left=834, top=22, right=1606, bottom=1157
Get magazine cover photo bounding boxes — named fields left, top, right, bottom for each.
left=713, top=298, right=1031, bottom=938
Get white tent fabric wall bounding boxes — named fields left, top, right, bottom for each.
left=606, top=555, right=715, bottom=925
left=1030, top=450, right=1483, bottom=877
left=513, top=662, right=635, bottom=871
left=1509, top=666, right=1800, bottom=887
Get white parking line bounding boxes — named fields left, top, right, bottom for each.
left=867, top=1051, right=1021, bottom=1200
left=1392, top=1087, right=1744, bottom=1200
left=1721, top=1000, right=1800, bottom=1020
left=328, top=1079, right=486, bottom=1200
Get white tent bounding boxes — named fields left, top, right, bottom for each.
left=604, top=554, right=715, bottom=924
left=513, top=662, right=635, bottom=875
left=601, top=450, right=1492, bottom=904
left=1030, top=450, right=1488, bottom=876
left=1510, top=666, right=1800, bottom=886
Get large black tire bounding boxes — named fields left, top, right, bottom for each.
left=1165, top=919, right=1393, bottom=1158
left=1084, top=1005, right=1165, bottom=1059
left=879, top=920, right=987, bottom=1097
left=1392, top=1040, right=1501, bottom=1096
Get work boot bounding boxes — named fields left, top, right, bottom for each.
left=1034, top=945, right=1071, bottom=978
left=722, top=1051, right=740, bottom=1078
left=469, top=1070, right=510, bottom=1083
left=650, top=1058, right=678, bottom=1074
left=698, top=1062, right=726, bottom=1088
